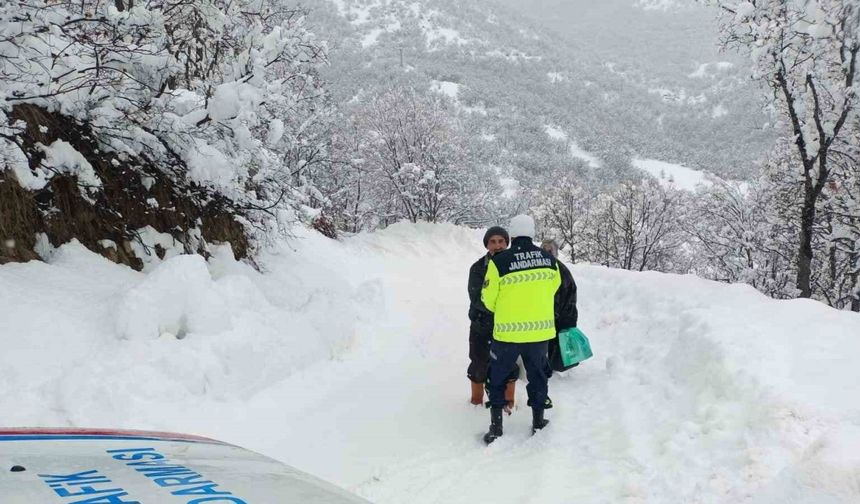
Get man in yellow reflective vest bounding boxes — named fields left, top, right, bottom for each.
left=481, top=214, right=561, bottom=444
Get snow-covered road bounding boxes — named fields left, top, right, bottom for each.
left=2, top=223, right=859, bottom=503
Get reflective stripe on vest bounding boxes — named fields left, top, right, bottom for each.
left=494, top=320, right=555, bottom=333
left=499, top=270, right=556, bottom=286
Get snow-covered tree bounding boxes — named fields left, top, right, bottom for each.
left=532, top=174, right=595, bottom=263
left=582, top=178, right=687, bottom=272
left=686, top=180, right=761, bottom=283
left=708, top=0, right=859, bottom=297
left=687, top=171, right=798, bottom=298
left=1, top=0, right=329, bottom=263
left=815, top=116, right=860, bottom=310
left=352, top=86, right=499, bottom=225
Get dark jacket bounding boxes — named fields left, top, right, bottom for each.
left=555, top=261, right=578, bottom=330
left=549, top=260, right=579, bottom=372
left=468, top=254, right=493, bottom=326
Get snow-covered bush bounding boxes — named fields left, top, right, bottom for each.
left=1, top=0, right=330, bottom=265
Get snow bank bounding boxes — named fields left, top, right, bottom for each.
left=115, top=254, right=232, bottom=340
left=754, top=425, right=860, bottom=502
left=2, top=222, right=859, bottom=503
left=430, top=80, right=460, bottom=99
left=689, top=61, right=735, bottom=79
left=545, top=125, right=603, bottom=168
left=0, top=228, right=362, bottom=425
left=633, top=157, right=712, bottom=191
left=712, top=103, right=729, bottom=117
left=569, top=141, right=603, bottom=168
left=634, top=0, right=691, bottom=12
left=545, top=124, right=568, bottom=141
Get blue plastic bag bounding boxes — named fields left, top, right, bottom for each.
left=558, top=328, right=593, bottom=367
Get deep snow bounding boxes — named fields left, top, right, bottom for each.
left=632, top=157, right=712, bottom=191
left=1, top=223, right=859, bottom=503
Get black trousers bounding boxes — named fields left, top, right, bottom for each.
left=487, top=340, right=549, bottom=409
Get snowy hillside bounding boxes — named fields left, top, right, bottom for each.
left=493, top=0, right=773, bottom=179
left=300, top=0, right=773, bottom=188
left=1, top=223, right=859, bottom=503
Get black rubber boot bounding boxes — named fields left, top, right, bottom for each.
left=527, top=396, right=553, bottom=409
left=483, top=407, right=504, bottom=445
left=531, top=408, right=549, bottom=435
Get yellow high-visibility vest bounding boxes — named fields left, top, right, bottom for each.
left=481, top=246, right=561, bottom=343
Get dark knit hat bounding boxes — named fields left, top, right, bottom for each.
left=483, top=226, right=509, bottom=247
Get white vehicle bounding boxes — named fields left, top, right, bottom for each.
left=0, top=428, right=371, bottom=504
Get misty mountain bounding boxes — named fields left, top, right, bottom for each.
left=302, top=0, right=775, bottom=190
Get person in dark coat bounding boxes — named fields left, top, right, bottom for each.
left=541, top=239, right=579, bottom=373
left=467, top=226, right=519, bottom=409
